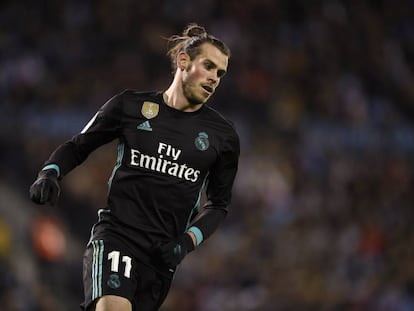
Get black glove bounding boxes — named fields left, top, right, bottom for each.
left=29, top=169, right=61, bottom=205
left=158, top=234, right=195, bottom=268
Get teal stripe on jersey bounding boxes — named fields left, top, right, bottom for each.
left=98, top=240, right=104, bottom=297
left=42, top=164, right=61, bottom=178
left=107, top=142, right=125, bottom=191
left=87, top=209, right=108, bottom=246
left=92, top=240, right=104, bottom=300
left=185, top=173, right=209, bottom=230
left=92, top=241, right=97, bottom=299
left=187, top=226, right=204, bottom=246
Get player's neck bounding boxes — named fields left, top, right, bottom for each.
left=164, top=81, right=203, bottom=113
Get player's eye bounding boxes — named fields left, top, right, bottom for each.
left=204, top=62, right=214, bottom=70
left=217, top=70, right=226, bottom=78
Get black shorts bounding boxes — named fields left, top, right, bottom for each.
left=81, top=239, right=172, bottom=311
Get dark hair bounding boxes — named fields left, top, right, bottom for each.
left=166, top=23, right=231, bottom=73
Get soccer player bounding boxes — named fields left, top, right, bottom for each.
left=29, top=23, right=240, bottom=311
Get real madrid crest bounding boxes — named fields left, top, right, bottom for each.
left=141, top=102, right=159, bottom=119
left=107, top=273, right=121, bottom=289
left=195, top=132, right=209, bottom=151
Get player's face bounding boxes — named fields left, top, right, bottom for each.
left=182, top=43, right=228, bottom=106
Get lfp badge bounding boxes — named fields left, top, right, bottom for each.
left=141, top=102, right=159, bottom=119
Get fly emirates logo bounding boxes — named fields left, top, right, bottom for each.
left=130, top=142, right=200, bottom=182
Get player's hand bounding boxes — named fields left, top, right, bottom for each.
left=158, top=233, right=195, bottom=268
left=29, top=169, right=61, bottom=205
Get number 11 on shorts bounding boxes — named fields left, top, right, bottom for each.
left=108, top=250, right=132, bottom=278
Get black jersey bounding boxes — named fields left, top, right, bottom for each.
left=45, top=90, right=239, bottom=271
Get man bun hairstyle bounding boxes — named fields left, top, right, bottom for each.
left=184, top=23, right=207, bottom=37
left=166, top=23, right=231, bottom=73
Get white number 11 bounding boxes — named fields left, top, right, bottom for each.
left=108, top=250, right=132, bottom=278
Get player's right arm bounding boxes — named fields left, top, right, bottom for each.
left=30, top=91, right=124, bottom=205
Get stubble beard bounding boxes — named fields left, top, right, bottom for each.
left=182, top=80, right=206, bottom=106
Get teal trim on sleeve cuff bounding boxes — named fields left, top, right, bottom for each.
left=42, top=164, right=60, bottom=178
left=187, top=226, right=203, bottom=246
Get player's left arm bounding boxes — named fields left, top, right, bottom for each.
left=186, top=130, right=240, bottom=246
left=158, top=130, right=240, bottom=268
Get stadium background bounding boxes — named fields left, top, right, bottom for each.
left=1, top=0, right=414, bottom=310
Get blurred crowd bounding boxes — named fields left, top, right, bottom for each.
left=1, top=0, right=414, bottom=310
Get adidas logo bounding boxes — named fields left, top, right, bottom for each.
left=137, top=121, right=152, bottom=131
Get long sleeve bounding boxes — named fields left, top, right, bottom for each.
left=187, top=130, right=240, bottom=245
left=43, top=92, right=124, bottom=178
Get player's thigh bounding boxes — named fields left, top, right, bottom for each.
left=132, top=263, right=172, bottom=311
left=95, top=295, right=132, bottom=311
left=82, top=240, right=137, bottom=310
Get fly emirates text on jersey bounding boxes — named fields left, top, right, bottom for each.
left=130, top=142, right=201, bottom=182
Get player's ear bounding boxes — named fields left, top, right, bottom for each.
left=177, top=52, right=190, bottom=71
